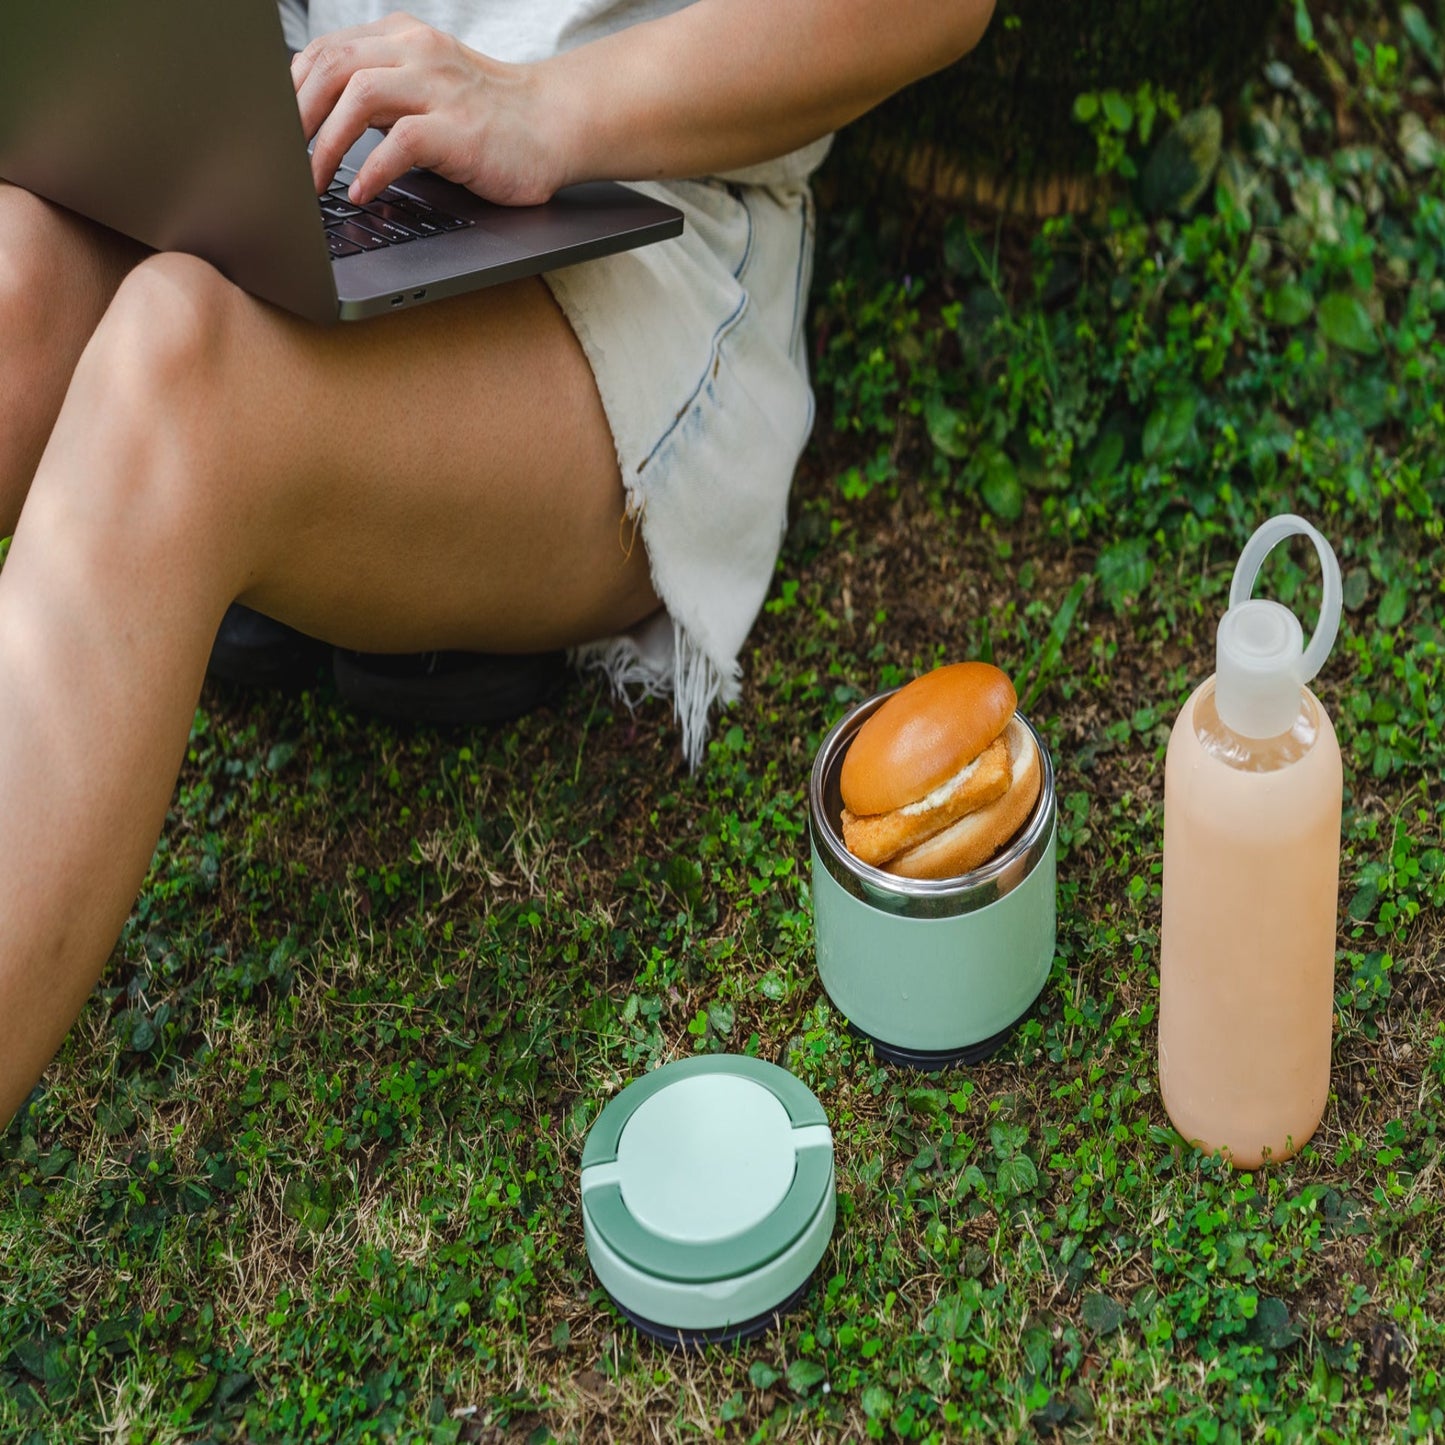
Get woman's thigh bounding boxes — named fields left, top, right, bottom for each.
left=26, top=250, right=660, bottom=655
left=0, top=182, right=147, bottom=530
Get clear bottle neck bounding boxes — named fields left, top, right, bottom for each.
left=1193, top=677, right=1319, bottom=773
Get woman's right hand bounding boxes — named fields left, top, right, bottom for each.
left=292, top=12, right=570, bottom=207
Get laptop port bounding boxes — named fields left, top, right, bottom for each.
left=390, top=294, right=404, bottom=306
left=413, top=289, right=427, bottom=300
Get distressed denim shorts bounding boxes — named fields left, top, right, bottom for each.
left=544, top=170, right=820, bottom=766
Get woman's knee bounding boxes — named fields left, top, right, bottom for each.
left=0, top=187, right=125, bottom=529
left=0, top=185, right=132, bottom=346
left=22, top=252, right=262, bottom=568
left=67, top=255, right=249, bottom=507
left=89, top=252, right=244, bottom=406
left=0, top=188, right=69, bottom=334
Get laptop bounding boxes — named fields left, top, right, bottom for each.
left=0, top=0, right=684, bottom=323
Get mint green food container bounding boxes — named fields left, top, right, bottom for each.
left=581, top=1055, right=835, bottom=1347
left=809, top=693, right=1058, bottom=1068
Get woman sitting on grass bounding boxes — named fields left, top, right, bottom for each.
left=0, top=0, right=995, bottom=1130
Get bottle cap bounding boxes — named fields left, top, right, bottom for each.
left=1216, top=515, right=1341, bottom=737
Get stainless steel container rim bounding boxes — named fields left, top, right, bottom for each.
left=809, top=690, right=1056, bottom=914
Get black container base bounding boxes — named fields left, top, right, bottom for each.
left=847, top=1016, right=1023, bottom=1071
left=609, top=1277, right=814, bottom=1352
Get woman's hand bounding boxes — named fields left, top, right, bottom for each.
left=292, top=13, right=565, bottom=206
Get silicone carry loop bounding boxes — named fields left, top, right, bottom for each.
left=1227, top=514, right=1342, bottom=684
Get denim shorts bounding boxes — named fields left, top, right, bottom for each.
left=544, top=168, right=821, bottom=765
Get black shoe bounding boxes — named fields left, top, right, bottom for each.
left=207, top=603, right=329, bottom=690
left=331, top=647, right=569, bottom=727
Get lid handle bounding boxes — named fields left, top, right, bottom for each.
left=1227, top=513, right=1342, bottom=685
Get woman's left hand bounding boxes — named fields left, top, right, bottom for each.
left=292, top=12, right=566, bottom=206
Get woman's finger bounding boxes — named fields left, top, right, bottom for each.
left=349, top=114, right=453, bottom=203
left=294, top=32, right=410, bottom=144
left=308, top=67, right=426, bottom=194
left=290, top=11, right=417, bottom=92
left=291, top=19, right=388, bottom=92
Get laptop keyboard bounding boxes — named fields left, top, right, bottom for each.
left=319, top=165, right=473, bottom=258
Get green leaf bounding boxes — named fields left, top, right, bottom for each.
left=1081, top=1293, right=1127, bottom=1335
left=1294, top=0, right=1316, bottom=50
left=1343, top=567, right=1370, bottom=612
left=996, top=1154, right=1038, bottom=1196
left=1086, top=428, right=1125, bottom=482
left=990, top=1121, right=1026, bottom=1154
left=173, top=1373, right=218, bottom=1425
left=9, top=1335, right=49, bottom=1381
left=1102, top=90, right=1134, bottom=133
left=785, top=1359, right=827, bottom=1395
left=1143, top=395, right=1197, bottom=461
left=861, top=1385, right=892, bottom=1419
left=1266, top=283, right=1314, bottom=327
left=1347, top=881, right=1380, bottom=922
left=1377, top=581, right=1408, bottom=629
left=1318, top=293, right=1380, bottom=355
left=1251, top=1297, right=1303, bottom=1350
left=1139, top=107, right=1223, bottom=215
left=113, top=1009, right=160, bottom=1054
left=1343, top=372, right=1390, bottom=431
left=1399, top=112, right=1442, bottom=173
left=663, top=854, right=703, bottom=910
left=925, top=394, right=970, bottom=460
left=980, top=450, right=1023, bottom=521
left=1096, top=537, right=1155, bottom=608
left=1401, top=4, right=1442, bottom=73
left=281, top=1173, right=336, bottom=1231
left=927, top=1292, right=975, bottom=1341
left=266, top=741, right=297, bottom=772
left=1019, top=575, right=1088, bottom=712
left=748, top=1361, right=780, bottom=1390
left=1072, top=93, right=1099, bottom=124
left=98, top=1099, right=137, bottom=1137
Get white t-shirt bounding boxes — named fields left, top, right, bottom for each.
left=277, top=0, right=830, bottom=188
left=284, top=0, right=701, bottom=66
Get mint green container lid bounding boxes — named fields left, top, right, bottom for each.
left=581, top=1055, right=835, bottom=1344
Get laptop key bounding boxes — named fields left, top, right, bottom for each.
left=327, top=234, right=365, bottom=258
left=320, top=196, right=364, bottom=221
left=379, top=187, right=472, bottom=230
left=360, top=200, right=441, bottom=235
left=353, top=213, right=421, bottom=244
left=330, top=220, right=388, bottom=251
left=378, top=186, right=441, bottom=216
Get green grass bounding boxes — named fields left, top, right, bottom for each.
left=4, top=4, right=1445, bottom=1441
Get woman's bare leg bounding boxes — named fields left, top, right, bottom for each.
left=0, top=251, right=658, bottom=1125
left=0, top=182, right=146, bottom=533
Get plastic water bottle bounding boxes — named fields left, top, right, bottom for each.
left=1158, top=515, right=1344, bottom=1167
